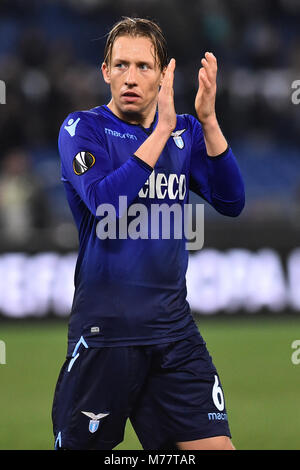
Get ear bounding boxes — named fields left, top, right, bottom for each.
left=101, top=62, right=111, bottom=84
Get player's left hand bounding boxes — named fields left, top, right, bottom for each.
left=195, top=52, right=218, bottom=125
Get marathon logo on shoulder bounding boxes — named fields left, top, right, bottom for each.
left=138, top=171, right=186, bottom=201
left=105, top=127, right=137, bottom=140
left=73, top=151, right=95, bottom=175
left=64, top=117, right=81, bottom=137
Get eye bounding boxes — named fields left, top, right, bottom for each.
left=115, top=63, right=125, bottom=69
left=139, top=64, right=149, bottom=70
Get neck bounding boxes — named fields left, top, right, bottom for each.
left=107, top=99, right=157, bottom=128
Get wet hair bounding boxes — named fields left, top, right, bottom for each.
left=103, top=16, right=168, bottom=71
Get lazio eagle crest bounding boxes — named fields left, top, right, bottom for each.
left=171, top=129, right=186, bottom=149
left=81, top=411, right=110, bottom=433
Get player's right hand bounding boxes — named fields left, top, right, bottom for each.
left=157, top=58, right=177, bottom=134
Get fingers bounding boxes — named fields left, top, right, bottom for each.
left=157, top=58, right=177, bottom=132
left=161, top=58, right=176, bottom=90
left=198, top=67, right=211, bottom=89
left=199, top=52, right=217, bottom=88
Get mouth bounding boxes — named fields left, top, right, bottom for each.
left=121, top=91, right=141, bottom=102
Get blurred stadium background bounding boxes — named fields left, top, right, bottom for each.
left=1, top=0, right=300, bottom=450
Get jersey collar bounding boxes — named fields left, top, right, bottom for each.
left=101, top=105, right=158, bottom=136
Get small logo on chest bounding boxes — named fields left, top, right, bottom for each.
left=171, top=129, right=186, bottom=149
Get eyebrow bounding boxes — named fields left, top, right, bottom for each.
left=112, top=58, right=154, bottom=67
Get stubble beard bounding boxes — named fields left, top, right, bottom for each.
left=119, top=98, right=158, bottom=126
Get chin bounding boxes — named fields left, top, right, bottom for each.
left=121, top=103, right=141, bottom=112
left=120, top=106, right=143, bottom=120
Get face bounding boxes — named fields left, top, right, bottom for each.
left=102, top=35, right=164, bottom=125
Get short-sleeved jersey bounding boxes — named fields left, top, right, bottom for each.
left=58, top=105, right=244, bottom=352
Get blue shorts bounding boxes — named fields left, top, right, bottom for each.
left=52, top=333, right=231, bottom=450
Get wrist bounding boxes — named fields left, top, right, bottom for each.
left=155, top=120, right=175, bottom=138
left=200, top=113, right=218, bottom=131
left=200, top=114, right=228, bottom=157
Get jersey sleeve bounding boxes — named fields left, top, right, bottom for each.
left=58, top=111, right=153, bottom=217
left=188, top=115, right=245, bottom=217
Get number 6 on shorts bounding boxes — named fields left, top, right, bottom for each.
left=212, top=375, right=225, bottom=411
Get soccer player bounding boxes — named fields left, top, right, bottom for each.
left=52, top=17, right=245, bottom=450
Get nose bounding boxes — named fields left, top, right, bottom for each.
left=125, top=65, right=138, bottom=86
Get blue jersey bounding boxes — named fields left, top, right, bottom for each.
left=58, top=105, right=245, bottom=351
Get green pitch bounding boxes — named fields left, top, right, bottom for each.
left=0, top=316, right=299, bottom=450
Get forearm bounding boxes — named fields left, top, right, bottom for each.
left=135, top=58, right=176, bottom=167
left=206, top=148, right=245, bottom=216
left=134, top=123, right=172, bottom=168
left=79, top=125, right=174, bottom=218
left=202, top=115, right=228, bottom=157
left=88, top=156, right=152, bottom=217
left=88, top=126, right=172, bottom=217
